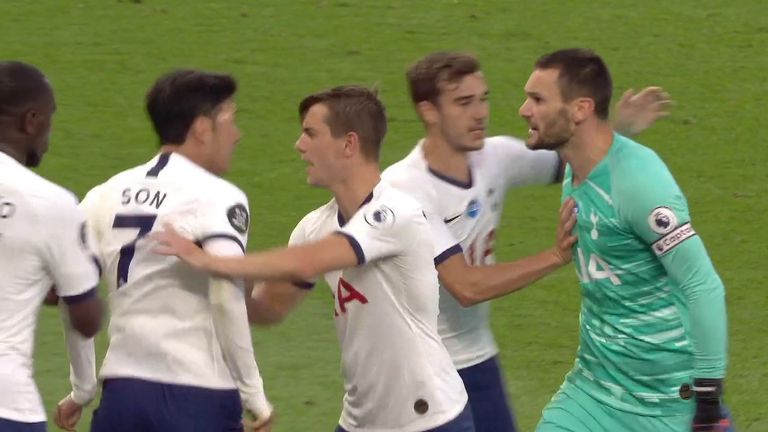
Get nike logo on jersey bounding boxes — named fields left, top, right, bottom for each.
left=443, top=213, right=462, bottom=224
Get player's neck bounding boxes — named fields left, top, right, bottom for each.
left=332, top=164, right=382, bottom=222
left=422, top=133, right=471, bottom=184
left=560, top=122, right=614, bottom=186
left=0, top=141, right=25, bottom=165
left=158, top=144, right=216, bottom=175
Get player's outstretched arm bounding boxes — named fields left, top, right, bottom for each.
left=437, top=199, right=577, bottom=306
left=612, top=86, right=672, bottom=137
left=153, top=224, right=359, bottom=281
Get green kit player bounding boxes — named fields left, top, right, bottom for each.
left=519, top=48, right=732, bottom=432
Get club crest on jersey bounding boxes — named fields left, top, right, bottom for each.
left=227, top=204, right=249, bottom=235
left=466, top=199, right=481, bottom=218
left=364, top=205, right=395, bottom=229
left=648, top=206, right=678, bottom=234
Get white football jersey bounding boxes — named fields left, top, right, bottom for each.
left=0, top=152, right=99, bottom=423
left=382, top=136, right=559, bottom=369
left=81, top=152, right=255, bottom=390
left=290, top=181, right=467, bottom=432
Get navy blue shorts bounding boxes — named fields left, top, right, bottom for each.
left=458, top=356, right=517, bottom=432
left=335, top=403, right=474, bottom=432
left=0, top=418, right=45, bottom=432
left=90, top=378, right=243, bottom=432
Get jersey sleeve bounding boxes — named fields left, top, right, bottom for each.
left=382, top=169, right=462, bottom=265
left=286, top=214, right=317, bottom=289
left=337, top=199, right=418, bottom=265
left=43, top=193, right=100, bottom=302
left=617, top=157, right=727, bottom=378
left=486, top=136, right=560, bottom=187
left=194, top=185, right=250, bottom=253
left=79, top=184, right=106, bottom=275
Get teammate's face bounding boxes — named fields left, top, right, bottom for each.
left=519, top=68, right=574, bottom=151
left=24, top=88, right=56, bottom=168
left=432, top=72, right=489, bottom=151
left=295, top=103, right=347, bottom=187
left=207, top=99, right=241, bottom=174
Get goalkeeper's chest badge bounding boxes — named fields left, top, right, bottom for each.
left=679, top=383, right=693, bottom=400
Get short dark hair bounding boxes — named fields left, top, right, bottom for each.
left=145, top=70, right=237, bottom=145
left=298, top=86, right=387, bottom=161
left=534, top=48, right=612, bottom=120
left=0, top=61, right=50, bottom=115
left=406, top=52, right=480, bottom=105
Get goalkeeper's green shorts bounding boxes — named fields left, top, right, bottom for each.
left=535, top=381, right=691, bottom=432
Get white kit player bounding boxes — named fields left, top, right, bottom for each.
left=381, top=52, right=672, bottom=432
left=0, top=61, right=103, bottom=432
left=61, top=70, right=272, bottom=432
left=153, top=86, right=476, bottom=432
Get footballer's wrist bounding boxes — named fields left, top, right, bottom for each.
left=693, top=378, right=724, bottom=402
left=69, top=390, right=94, bottom=406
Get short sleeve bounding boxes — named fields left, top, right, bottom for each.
left=381, top=169, right=461, bottom=265
left=194, top=185, right=250, bottom=253
left=286, top=213, right=317, bottom=289
left=337, top=200, right=418, bottom=265
left=44, top=194, right=100, bottom=301
left=485, top=136, right=559, bottom=187
left=425, top=212, right=462, bottom=266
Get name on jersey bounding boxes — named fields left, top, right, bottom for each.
left=121, top=187, right=167, bottom=210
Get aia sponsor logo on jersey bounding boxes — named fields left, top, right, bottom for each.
left=334, top=277, right=369, bottom=316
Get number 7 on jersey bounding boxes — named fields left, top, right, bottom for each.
left=112, top=214, right=157, bottom=288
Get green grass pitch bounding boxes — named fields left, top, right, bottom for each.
left=1, top=1, right=765, bottom=430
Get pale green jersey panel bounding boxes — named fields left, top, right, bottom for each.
left=560, top=133, right=727, bottom=416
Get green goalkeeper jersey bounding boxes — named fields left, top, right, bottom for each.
left=560, top=133, right=728, bottom=416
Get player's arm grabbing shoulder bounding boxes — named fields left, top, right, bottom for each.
left=485, top=135, right=561, bottom=186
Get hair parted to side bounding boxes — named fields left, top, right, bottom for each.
left=298, top=85, right=387, bottom=161
left=406, top=52, right=480, bottom=105
left=534, top=48, right=613, bottom=120
left=146, top=70, right=237, bottom=145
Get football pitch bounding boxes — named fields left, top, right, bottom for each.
left=2, top=0, right=765, bottom=430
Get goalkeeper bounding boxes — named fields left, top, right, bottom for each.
left=518, top=48, right=733, bottom=432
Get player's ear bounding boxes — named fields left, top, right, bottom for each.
left=20, top=109, right=38, bottom=135
left=416, top=101, right=438, bottom=126
left=343, top=131, right=360, bottom=158
left=572, top=97, right=595, bottom=123
left=189, top=115, right=213, bottom=143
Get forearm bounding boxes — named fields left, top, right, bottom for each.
left=442, top=248, right=565, bottom=306
left=664, top=237, right=728, bottom=378
left=207, top=249, right=304, bottom=281
left=58, top=303, right=97, bottom=405
left=209, top=277, right=271, bottom=417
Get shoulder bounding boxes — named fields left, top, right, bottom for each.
left=291, top=199, right=337, bottom=240
left=382, top=147, right=428, bottom=184
left=21, top=172, right=80, bottom=215
left=371, top=184, right=425, bottom=223
left=611, top=135, right=677, bottom=193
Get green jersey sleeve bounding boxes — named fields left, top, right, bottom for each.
left=616, top=154, right=727, bottom=379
